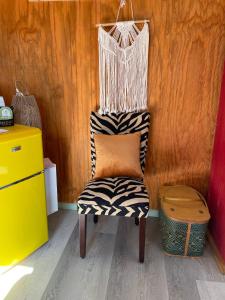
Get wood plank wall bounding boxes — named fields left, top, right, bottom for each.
left=0, top=0, right=225, bottom=208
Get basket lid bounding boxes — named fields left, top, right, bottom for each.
left=159, top=185, right=201, bottom=202
left=161, top=199, right=210, bottom=223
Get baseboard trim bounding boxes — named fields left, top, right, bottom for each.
left=59, top=202, right=77, bottom=210
left=58, top=202, right=159, bottom=218
left=148, top=209, right=159, bottom=217
left=208, top=232, right=225, bottom=275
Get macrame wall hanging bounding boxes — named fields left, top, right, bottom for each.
left=98, top=0, right=149, bottom=114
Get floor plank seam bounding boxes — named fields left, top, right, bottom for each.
left=104, top=219, right=120, bottom=300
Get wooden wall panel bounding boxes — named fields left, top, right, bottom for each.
left=0, top=0, right=225, bottom=208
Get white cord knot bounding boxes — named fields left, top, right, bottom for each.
left=120, top=0, right=126, bottom=7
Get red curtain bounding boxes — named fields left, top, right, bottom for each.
left=208, top=62, right=225, bottom=261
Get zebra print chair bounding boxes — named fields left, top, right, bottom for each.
left=78, top=112, right=150, bottom=262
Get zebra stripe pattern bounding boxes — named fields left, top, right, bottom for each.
left=78, top=177, right=149, bottom=218
left=78, top=112, right=150, bottom=218
left=90, top=112, right=150, bottom=177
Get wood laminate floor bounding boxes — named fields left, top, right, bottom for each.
left=3, top=211, right=77, bottom=300
left=42, top=214, right=225, bottom=300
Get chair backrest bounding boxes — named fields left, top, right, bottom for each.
left=90, top=112, right=150, bottom=177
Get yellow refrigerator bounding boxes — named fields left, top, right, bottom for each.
left=0, top=125, right=48, bottom=267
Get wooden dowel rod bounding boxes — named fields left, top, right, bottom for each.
left=96, top=19, right=149, bottom=28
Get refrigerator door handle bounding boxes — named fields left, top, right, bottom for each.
left=11, top=145, right=22, bottom=152
left=0, top=171, right=44, bottom=190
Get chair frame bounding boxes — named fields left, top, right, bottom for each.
left=79, top=214, right=146, bottom=263
left=78, top=112, right=150, bottom=263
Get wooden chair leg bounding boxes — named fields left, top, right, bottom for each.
left=135, top=217, right=139, bottom=226
left=93, top=215, right=98, bottom=224
left=79, top=214, right=87, bottom=258
left=139, top=217, right=146, bottom=263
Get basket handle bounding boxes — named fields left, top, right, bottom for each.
left=196, top=191, right=208, bottom=208
left=15, top=80, right=29, bottom=96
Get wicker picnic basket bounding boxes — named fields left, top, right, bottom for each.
left=159, top=185, right=210, bottom=257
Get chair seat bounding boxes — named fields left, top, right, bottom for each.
left=77, top=177, right=149, bottom=218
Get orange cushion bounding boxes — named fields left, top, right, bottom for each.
left=94, top=133, right=143, bottom=179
